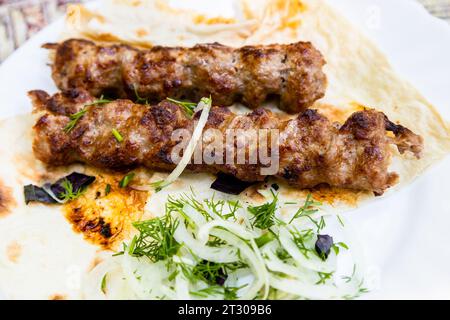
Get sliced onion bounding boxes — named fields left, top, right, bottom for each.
left=197, top=219, right=260, bottom=245
left=173, top=218, right=239, bottom=263
left=211, top=229, right=269, bottom=300
left=278, top=226, right=335, bottom=273
left=269, top=274, right=343, bottom=300
left=153, top=97, right=211, bottom=190
left=82, top=190, right=367, bottom=300
left=174, top=272, right=191, bottom=300
left=262, top=244, right=306, bottom=279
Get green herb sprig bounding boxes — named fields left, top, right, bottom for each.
left=64, top=108, right=87, bottom=133
left=166, top=97, right=197, bottom=117
left=126, top=214, right=180, bottom=263
left=289, top=194, right=322, bottom=224
left=134, top=87, right=149, bottom=105
left=111, top=128, right=124, bottom=142
left=247, top=190, right=279, bottom=230
left=64, top=95, right=111, bottom=133
left=119, top=172, right=135, bottom=188
left=58, top=178, right=85, bottom=201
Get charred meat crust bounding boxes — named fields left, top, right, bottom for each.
left=30, top=90, right=423, bottom=195
left=45, top=38, right=327, bottom=114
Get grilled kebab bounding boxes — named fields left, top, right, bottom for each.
left=30, top=89, right=423, bottom=195
left=44, top=39, right=327, bottom=114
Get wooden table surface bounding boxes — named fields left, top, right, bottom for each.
left=0, top=0, right=449, bottom=62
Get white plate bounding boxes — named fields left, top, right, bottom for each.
left=1, top=0, right=450, bottom=299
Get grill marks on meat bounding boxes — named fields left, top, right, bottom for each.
left=45, top=39, right=327, bottom=114
left=29, top=90, right=423, bottom=195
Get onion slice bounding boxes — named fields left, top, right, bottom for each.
left=152, top=97, right=212, bottom=191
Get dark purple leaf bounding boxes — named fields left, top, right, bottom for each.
left=24, top=172, right=95, bottom=204
left=50, top=172, right=96, bottom=199
left=315, top=234, right=334, bottom=260
left=23, top=185, right=57, bottom=204
left=210, top=173, right=255, bottom=195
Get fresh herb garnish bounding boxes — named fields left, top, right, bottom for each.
left=255, top=231, right=277, bottom=247
left=64, top=108, right=87, bottom=133
left=58, top=178, right=86, bottom=201
left=166, top=97, right=197, bottom=117
left=247, top=190, right=278, bottom=229
left=332, top=242, right=349, bottom=256
left=134, top=86, right=149, bottom=105
left=84, top=95, right=112, bottom=106
left=206, top=235, right=227, bottom=247
left=105, top=184, right=111, bottom=196
left=316, top=271, right=334, bottom=285
left=149, top=180, right=165, bottom=192
left=127, top=214, right=180, bottom=263
left=276, top=248, right=291, bottom=261
left=342, top=273, right=369, bottom=300
left=101, top=273, right=108, bottom=294
left=190, top=260, right=246, bottom=286
left=190, top=284, right=246, bottom=300
left=24, top=172, right=95, bottom=204
left=64, top=96, right=111, bottom=133
left=111, top=128, right=124, bottom=142
left=103, top=190, right=367, bottom=300
left=342, top=264, right=357, bottom=283
left=337, top=215, right=345, bottom=227
left=119, top=172, right=135, bottom=188
left=288, top=193, right=321, bottom=224
left=290, top=228, right=315, bottom=259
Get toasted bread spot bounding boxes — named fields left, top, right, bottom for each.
left=193, top=15, right=236, bottom=25
left=6, top=241, right=22, bottom=263
left=63, top=170, right=148, bottom=250
left=317, top=103, right=364, bottom=123
left=283, top=182, right=368, bottom=207
left=50, top=294, right=67, bottom=300
left=0, top=180, right=16, bottom=217
left=135, top=28, right=148, bottom=37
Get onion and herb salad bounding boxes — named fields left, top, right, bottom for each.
left=84, top=189, right=368, bottom=300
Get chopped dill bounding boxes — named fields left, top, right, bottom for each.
left=332, top=242, right=349, bottom=256
left=105, top=184, right=111, bottom=196
left=84, top=95, right=112, bottom=106
left=316, top=271, right=334, bottom=285
left=255, top=231, right=277, bottom=247
left=190, top=284, right=245, bottom=300
left=127, top=214, right=180, bottom=263
left=150, top=180, right=165, bottom=192
left=247, top=190, right=278, bottom=229
left=111, top=128, right=124, bottom=142
left=288, top=193, right=321, bottom=224
left=64, top=95, right=111, bottom=133
left=119, top=172, right=135, bottom=188
left=166, top=97, right=197, bottom=117
left=337, top=215, right=345, bottom=227
left=290, top=228, right=315, bottom=259
left=64, top=108, right=87, bottom=133
left=101, top=273, right=108, bottom=294
left=134, top=86, right=149, bottom=105
left=58, top=178, right=85, bottom=201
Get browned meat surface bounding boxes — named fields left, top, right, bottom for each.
left=44, top=39, right=327, bottom=114
left=29, top=90, right=423, bottom=195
